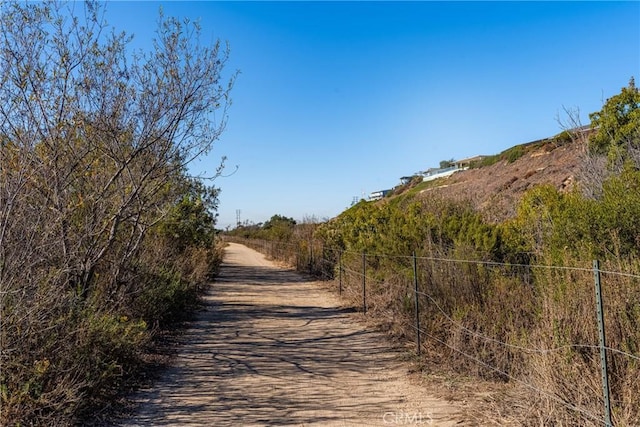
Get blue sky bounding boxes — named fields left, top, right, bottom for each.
left=105, top=1, right=640, bottom=229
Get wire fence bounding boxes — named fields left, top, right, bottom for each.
left=224, top=236, right=640, bottom=426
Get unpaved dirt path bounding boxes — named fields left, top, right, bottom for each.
left=121, top=243, right=465, bottom=426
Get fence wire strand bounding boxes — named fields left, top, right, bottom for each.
left=411, top=324, right=605, bottom=425
left=339, top=247, right=640, bottom=275
left=413, top=290, right=640, bottom=361
left=231, top=238, right=640, bottom=362
left=229, top=237, right=639, bottom=425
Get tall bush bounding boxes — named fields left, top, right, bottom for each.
left=0, top=2, right=232, bottom=424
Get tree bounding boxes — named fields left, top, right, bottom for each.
left=0, top=0, right=234, bottom=294
left=0, top=1, right=234, bottom=423
left=262, top=214, right=297, bottom=240
left=263, top=214, right=297, bottom=229
left=588, top=77, right=640, bottom=166
left=156, top=178, right=220, bottom=253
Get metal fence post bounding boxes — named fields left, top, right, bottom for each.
left=362, top=251, right=367, bottom=314
left=321, top=243, right=325, bottom=279
left=593, top=260, right=613, bottom=427
left=413, top=251, right=421, bottom=356
left=338, top=251, right=343, bottom=295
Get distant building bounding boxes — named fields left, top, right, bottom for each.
left=421, top=167, right=440, bottom=176
left=455, top=155, right=486, bottom=170
left=421, top=166, right=459, bottom=182
left=399, top=176, right=415, bottom=185
left=369, top=189, right=391, bottom=201
left=418, top=155, right=486, bottom=182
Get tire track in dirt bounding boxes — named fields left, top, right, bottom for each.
left=120, top=243, right=464, bottom=426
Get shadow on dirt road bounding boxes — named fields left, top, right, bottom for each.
left=118, top=243, right=462, bottom=426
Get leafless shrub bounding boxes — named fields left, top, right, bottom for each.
left=0, top=1, right=232, bottom=424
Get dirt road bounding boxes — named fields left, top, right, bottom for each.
left=121, top=243, right=465, bottom=426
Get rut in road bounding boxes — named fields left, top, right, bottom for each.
left=121, top=243, right=464, bottom=426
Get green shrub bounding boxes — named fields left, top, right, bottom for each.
left=243, top=179, right=640, bottom=425
left=504, top=145, right=525, bottom=163
left=133, top=270, right=200, bottom=327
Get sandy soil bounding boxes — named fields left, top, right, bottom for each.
left=119, top=243, right=468, bottom=426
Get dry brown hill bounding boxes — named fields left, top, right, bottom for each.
left=413, top=138, right=585, bottom=223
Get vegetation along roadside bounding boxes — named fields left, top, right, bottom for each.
left=227, top=79, right=640, bottom=426
left=0, top=1, right=234, bottom=424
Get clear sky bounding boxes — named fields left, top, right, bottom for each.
left=104, top=1, right=640, bottom=230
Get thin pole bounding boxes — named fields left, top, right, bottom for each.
left=413, top=251, right=421, bottom=356
left=362, top=251, right=367, bottom=314
left=338, top=251, right=343, bottom=295
left=321, top=243, right=325, bottom=279
left=593, top=260, right=613, bottom=427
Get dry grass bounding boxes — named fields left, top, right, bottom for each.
left=233, top=236, right=640, bottom=426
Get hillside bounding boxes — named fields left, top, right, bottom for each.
left=229, top=81, right=640, bottom=426
left=397, top=138, right=584, bottom=222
